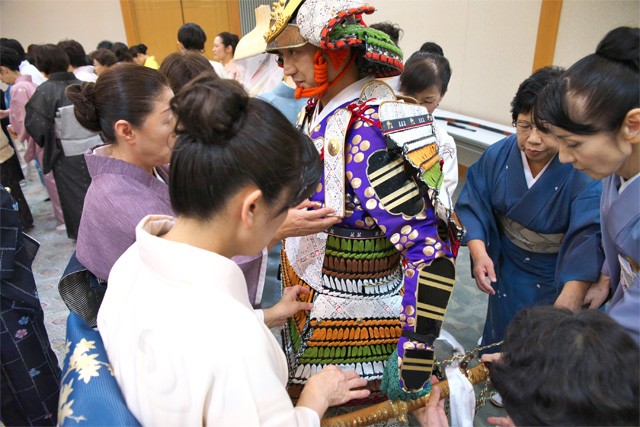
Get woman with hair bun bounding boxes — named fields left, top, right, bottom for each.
left=212, top=31, right=242, bottom=80
left=66, top=64, right=176, bottom=285
left=98, top=76, right=370, bottom=425
left=68, top=63, right=322, bottom=321
left=535, top=26, right=640, bottom=343
left=129, top=43, right=159, bottom=70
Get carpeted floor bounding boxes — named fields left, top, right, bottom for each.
left=18, top=148, right=506, bottom=425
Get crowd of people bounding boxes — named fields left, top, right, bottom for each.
left=0, top=1, right=638, bottom=426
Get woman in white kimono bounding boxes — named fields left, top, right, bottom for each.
left=97, top=76, right=369, bottom=426
left=535, top=26, right=640, bottom=343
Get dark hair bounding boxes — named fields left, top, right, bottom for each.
left=90, top=49, right=117, bottom=67
left=0, top=46, right=21, bottom=71
left=491, top=306, right=639, bottom=426
left=369, top=22, right=403, bottom=45
left=159, top=51, right=217, bottom=93
left=97, top=40, right=113, bottom=50
left=0, top=37, right=25, bottom=62
left=419, top=42, right=444, bottom=56
left=24, top=53, right=38, bottom=66
left=36, top=44, right=70, bottom=75
left=178, top=23, right=207, bottom=51
left=58, top=40, right=88, bottom=68
left=399, top=51, right=452, bottom=96
left=510, top=66, right=564, bottom=124
left=169, top=76, right=322, bottom=221
left=0, top=38, right=26, bottom=62
left=129, top=43, right=148, bottom=56
left=216, top=32, right=240, bottom=56
left=25, top=44, right=40, bottom=67
left=65, top=63, right=170, bottom=144
left=111, top=42, right=133, bottom=63
left=535, top=26, right=640, bottom=135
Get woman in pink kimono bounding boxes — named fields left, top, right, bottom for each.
left=0, top=46, right=64, bottom=225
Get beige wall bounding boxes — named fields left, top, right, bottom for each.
left=370, top=0, right=639, bottom=126
left=1, top=0, right=127, bottom=57
left=2, top=0, right=638, bottom=126
left=554, top=0, right=640, bottom=68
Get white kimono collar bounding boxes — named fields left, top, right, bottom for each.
left=310, top=76, right=375, bottom=130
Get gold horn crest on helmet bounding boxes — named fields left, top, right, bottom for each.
left=264, top=0, right=304, bottom=44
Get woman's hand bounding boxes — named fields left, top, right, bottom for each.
left=480, top=353, right=502, bottom=365
left=262, top=285, right=313, bottom=328
left=468, top=240, right=496, bottom=295
left=554, top=280, right=590, bottom=311
left=414, top=376, right=448, bottom=427
left=297, top=365, right=370, bottom=418
left=269, top=200, right=340, bottom=248
left=583, top=273, right=611, bottom=309
left=0, top=109, right=9, bottom=120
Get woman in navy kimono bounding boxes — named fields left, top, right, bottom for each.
left=455, top=67, right=604, bottom=351
left=535, top=26, right=640, bottom=343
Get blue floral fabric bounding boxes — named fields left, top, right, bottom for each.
left=58, top=312, right=140, bottom=426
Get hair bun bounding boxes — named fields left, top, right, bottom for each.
left=65, top=82, right=102, bottom=133
left=596, top=26, right=640, bottom=72
left=170, top=76, right=249, bottom=146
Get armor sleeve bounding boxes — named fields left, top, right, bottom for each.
left=342, top=111, right=456, bottom=392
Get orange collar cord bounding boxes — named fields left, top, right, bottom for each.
left=295, top=48, right=356, bottom=100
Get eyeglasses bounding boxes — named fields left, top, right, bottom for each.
left=514, top=121, right=536, bottom=134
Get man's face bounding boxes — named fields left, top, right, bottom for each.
left=278, top=43, right=318, bottom=90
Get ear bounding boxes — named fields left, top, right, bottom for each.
left=225, top=45, right=233, bottom=55
left=621, top=108, right=640, bottom=144
left=0, top=66, right=7, bottom=75
left=177, top=41, right=185, bottom=52
left=240, top=188, right=263, bottom=230
left=114, top=119, right=136, bottom=145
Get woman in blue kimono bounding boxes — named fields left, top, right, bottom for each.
left=535, top=26, right=640, bottom=343
left=455, top=66, right=604, bottom=352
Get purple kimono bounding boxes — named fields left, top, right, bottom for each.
left=76, top=146, right=265, bottom=306
left=602, top=174, right=640, bottom=343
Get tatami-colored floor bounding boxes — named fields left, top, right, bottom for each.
left=19, top=150, right=505, bottom=425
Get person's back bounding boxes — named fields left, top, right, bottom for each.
left=99, top=76, right=369, bottom=425
left=25, top=44, right=88, bottom=239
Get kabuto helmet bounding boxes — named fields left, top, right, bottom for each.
left=264, top=0, right=404, bottom=99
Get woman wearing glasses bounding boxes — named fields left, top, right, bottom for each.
left=454, top=67, right=605, bottom=358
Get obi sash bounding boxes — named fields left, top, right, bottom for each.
left=498, top=214, right=564, bottom=254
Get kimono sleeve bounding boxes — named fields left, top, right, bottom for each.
left=344, top=115, right=455, bottom=392
left=0, top=188, right=40, bottom=309
left=435, top=124, right=459, bottom=198
left=8, top=85, right=31, bottom=142
left=205, top=323, right=320, bottom=426
left=24, top=87, right=54, bottom=148
left=25, top=86, right=60, bottom=173
left=555, top=179, right=604, bottom=286
left=455, top=139, right=504, bottom=245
